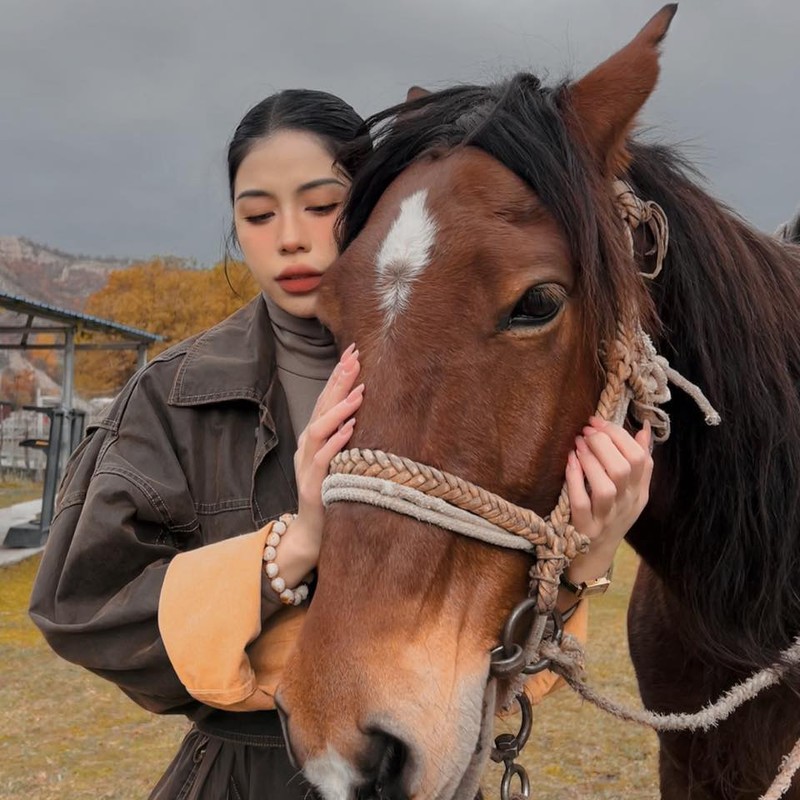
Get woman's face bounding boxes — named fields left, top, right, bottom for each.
left=233, top=129, right=348, bottom=318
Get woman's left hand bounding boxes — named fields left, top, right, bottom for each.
left=562, top=416, right=653, bottom=587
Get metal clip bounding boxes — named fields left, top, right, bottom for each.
left=491, top=691, right=533, bottom=800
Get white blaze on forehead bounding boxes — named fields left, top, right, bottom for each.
left=304, top=746, right=359, bottom=800
left=375, top=189, right=437, bottom=328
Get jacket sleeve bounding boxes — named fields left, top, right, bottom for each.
left=28, top=371, right=286, bottom=715
left=157, top=523, right=304, bottom=712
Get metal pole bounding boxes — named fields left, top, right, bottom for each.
left=62, top=328, right=75, bottom=411
left=61, top=327, right=75, bottom=475
left=137, top=344, right=148, bottom=369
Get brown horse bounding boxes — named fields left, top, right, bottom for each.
left=277, top=6, right=800, bottom=799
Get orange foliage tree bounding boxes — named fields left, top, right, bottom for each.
left=75, top=258, right=258, bottom=396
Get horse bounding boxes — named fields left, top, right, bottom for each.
left=276, top=6, right=800, bottom=799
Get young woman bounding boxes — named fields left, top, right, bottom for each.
left=29, top=89, right=652, bottom=799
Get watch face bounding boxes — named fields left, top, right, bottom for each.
left=580, top=577, right=612, bottom=597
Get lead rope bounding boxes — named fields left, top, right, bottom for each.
left=541, top=634, right=800, bottom=800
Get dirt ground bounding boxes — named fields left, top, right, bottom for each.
left=0, top=540, right=658, bottom=799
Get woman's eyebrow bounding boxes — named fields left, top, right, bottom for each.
left=297, top=178, right=346, bottom=193
left=235, top=178, right=345, bottom=203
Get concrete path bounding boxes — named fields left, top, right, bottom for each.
left=0, top=499, right=45, bottom=567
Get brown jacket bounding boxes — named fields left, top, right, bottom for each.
left=29, top=296, right=301, bottom=719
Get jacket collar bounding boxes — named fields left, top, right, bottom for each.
left=169, top=295, right=277, bottom=412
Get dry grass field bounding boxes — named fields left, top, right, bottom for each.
left=1, top=512, right=659, bottom=799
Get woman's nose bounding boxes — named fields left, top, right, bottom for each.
left=278, top=212, right=309, bottom=254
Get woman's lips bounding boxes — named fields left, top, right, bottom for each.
left=276, top=266, right=323, bottom=295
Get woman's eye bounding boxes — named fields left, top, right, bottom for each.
left=307, top=203, right=340, bottom=215
left=505, top=285, right=564, bottom=329
left=245, top=212, right=274, bottom=224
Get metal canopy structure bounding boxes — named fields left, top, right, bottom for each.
left=0, top=289, right=162, bottom=412
left=0, top=290, right=162, bottom=547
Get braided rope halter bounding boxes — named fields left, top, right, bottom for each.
left=322, top=180, right=719, bottom=618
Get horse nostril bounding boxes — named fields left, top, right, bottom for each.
left=358, top=731, right=410, bottom=800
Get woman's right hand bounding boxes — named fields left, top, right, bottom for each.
left=272, top=344, right=363, bottom=587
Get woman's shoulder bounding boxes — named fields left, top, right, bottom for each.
left=95, top=295, right=274, bottom=430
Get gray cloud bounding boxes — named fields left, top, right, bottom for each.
left=1, top=0, right=798, bottom=263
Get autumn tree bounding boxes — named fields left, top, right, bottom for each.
left=75, top=258, right=258, bottom=396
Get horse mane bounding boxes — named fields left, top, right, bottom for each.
left=626, top=143, right=800, bottom=673
left=340, top=73, right=800, bottom=675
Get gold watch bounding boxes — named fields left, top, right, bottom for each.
left=560, top=564, right=613, bottom=599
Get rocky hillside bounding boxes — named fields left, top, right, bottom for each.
left=0, top=236, right=132, bottom=311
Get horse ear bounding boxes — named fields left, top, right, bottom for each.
left=406, top=86, right=431, bottom=102
left=567, top=4, right=677, bottom=174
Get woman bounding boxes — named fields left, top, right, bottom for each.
left=29, top=89, right=652, bottom=799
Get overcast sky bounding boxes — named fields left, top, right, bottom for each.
left=1, top=0, right=797, bottom=265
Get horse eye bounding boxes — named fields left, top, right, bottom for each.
left=505, top=286, right=564, bottom=329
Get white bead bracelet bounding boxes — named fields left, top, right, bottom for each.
left=262, top=513, right=310, bottom=606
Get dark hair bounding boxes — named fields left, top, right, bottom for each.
left=227, top=88, right=369, bottom=203
left=224, top=89, right=370, bottom=269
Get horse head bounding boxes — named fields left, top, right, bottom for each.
left=277, top=7, right=676, bottom=799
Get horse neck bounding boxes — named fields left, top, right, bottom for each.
left=624, top=142, right=800, bottom=670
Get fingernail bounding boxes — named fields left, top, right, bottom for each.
left=347, top=384, right=365, bottom=401
left=582, top=426, right=597, bottom=437
left=589, top=416, right=607, bottom=428
left=575, top=435, right=587, bottom=450
left=342, top=343, right=355, bottom=358
left=567, top=451, right=578, bottom=469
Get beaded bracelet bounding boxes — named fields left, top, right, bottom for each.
left=262, top=513, right=310, bottom=606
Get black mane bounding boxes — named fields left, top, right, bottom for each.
left=626, top=143, right=800, bottom=673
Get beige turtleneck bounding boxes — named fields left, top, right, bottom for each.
left=264, top=294, right=338, bottom=439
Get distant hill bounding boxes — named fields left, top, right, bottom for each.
left=0, top=236, right=134, bottom=311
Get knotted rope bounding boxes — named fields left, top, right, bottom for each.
left=612, top=178, right=670, bottom=280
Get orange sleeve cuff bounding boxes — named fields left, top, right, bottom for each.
left=158, top=523, right=306, bottom=711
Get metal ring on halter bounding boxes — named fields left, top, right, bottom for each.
left=490, top=596, right=541, bottom=679
left=522, top=608, right=564, bottom=675
left=490, top=643, right=527, bottom=678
